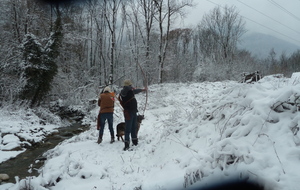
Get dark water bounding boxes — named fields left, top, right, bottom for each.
left=0, top=122, right=89, bottom=184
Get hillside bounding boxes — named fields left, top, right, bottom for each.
left=239, top=32, right=300, bottom=59
left=2, top=74, right=300, bottom=189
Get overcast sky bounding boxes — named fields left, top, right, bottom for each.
left=180, top=0, right=300, bottom=46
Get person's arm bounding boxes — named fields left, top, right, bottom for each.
left=133, top=87, right=147, bottom=94
left=117, top=94, right=124, bottom=108
left=110, top=92, right=115, bottom=101
left=110, top=92, right=115, bottom=108
left=97, top=96, right=101, bottom=107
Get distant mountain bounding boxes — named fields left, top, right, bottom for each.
left=238, top=33, right=300, bottom=59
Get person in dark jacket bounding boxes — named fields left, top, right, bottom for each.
left=97, top=86, right=115, bottom=144
left=118, top=79, right=147, bottom=151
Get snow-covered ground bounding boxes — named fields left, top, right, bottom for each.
left=0, top=107, right=61, bottom=164
left=2, top=74, right=300, bottom=190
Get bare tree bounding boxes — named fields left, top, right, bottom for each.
left=103, top=0, right=123, bottom=86
left=197, top=5, right=246, bottom=63
left=165, top=28, right=194, bottom=82
left=138, top=0, right=156, bottom=84
left=288, top=50, right=300, bottom=76
left=153, top=0, right=193, bottom=83
left=121, top=0, right=156, bottom=87
left=10, top=0, right=25, bottom=43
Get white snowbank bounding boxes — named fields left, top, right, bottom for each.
left=1, top=75, right=300, bottom=190
left=0, top=108, right=60, bottom=163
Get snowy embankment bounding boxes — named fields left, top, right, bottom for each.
left=2, top=74, right=300, bottom=190
left=0, top=107, right=61, bottom=163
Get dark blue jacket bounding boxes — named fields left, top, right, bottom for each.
left=119, top=86, right=143, bottom=112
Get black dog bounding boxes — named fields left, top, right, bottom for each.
left=116, top=115, right=144, bottom=142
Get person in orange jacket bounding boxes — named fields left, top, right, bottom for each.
left=97, top=86, right=115, bottom=144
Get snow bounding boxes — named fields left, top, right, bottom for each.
left=1, top=74, right=300, bottom=190
left=0, top=108, right=60, bottom=163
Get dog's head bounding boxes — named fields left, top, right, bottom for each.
left=137, top=115, right=144, bottom=123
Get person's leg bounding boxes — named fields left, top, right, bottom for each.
left=97, top=113, right=101, bottom=130
left=98, top=113, right=107, bottom=144
left=124, top=110, right=133, bottom=150
left=107, top=113, right=114, bottom=143
left=131, top=113, right=138, bottom=145
left=97, top=113, right=102, bottom=143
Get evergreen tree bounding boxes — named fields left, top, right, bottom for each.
left=19, top=34, right=45, bottom=106
left=19, top=12, right=62, bottom=107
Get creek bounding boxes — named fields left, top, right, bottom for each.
left=0, top=122, right=90, bottom=184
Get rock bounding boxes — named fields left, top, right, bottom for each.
left=10, top=146, right=24, bottom=151
left=36, top=156, right=47, bottom=161
left=240, top=71, right=262, bottom=83
left=0, top=174, right=9, bottom=181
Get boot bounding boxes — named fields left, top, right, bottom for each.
left=97, top=133, right=103, bottom=144
left=110, top=137, right=115, bottom=144
left=132, top=139, right=138, bottom=146
left=123, top=141, right=130, bottom=151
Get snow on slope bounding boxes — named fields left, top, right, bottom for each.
left=0, top=108, right=61, bottom=163
left=2, top=75, right=300, bottom=190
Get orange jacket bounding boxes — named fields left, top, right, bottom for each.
left=98, top=92, right=115, bottom=113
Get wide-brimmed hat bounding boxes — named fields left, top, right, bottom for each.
left=123, top=79, right=132, bottom=86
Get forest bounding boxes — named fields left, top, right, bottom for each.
left=1, top=0, right=300, bottom=108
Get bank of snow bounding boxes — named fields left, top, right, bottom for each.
left=0, top=107, right=61, bottom=164
left=2, top=74, right=300, bottom=190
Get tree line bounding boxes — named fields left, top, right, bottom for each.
left=0, top=0, right=299, bottom=108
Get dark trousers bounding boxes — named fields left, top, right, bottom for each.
left=124, top=110, right=137, bottom=143
left=99, top=112, right=114, bottom=138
